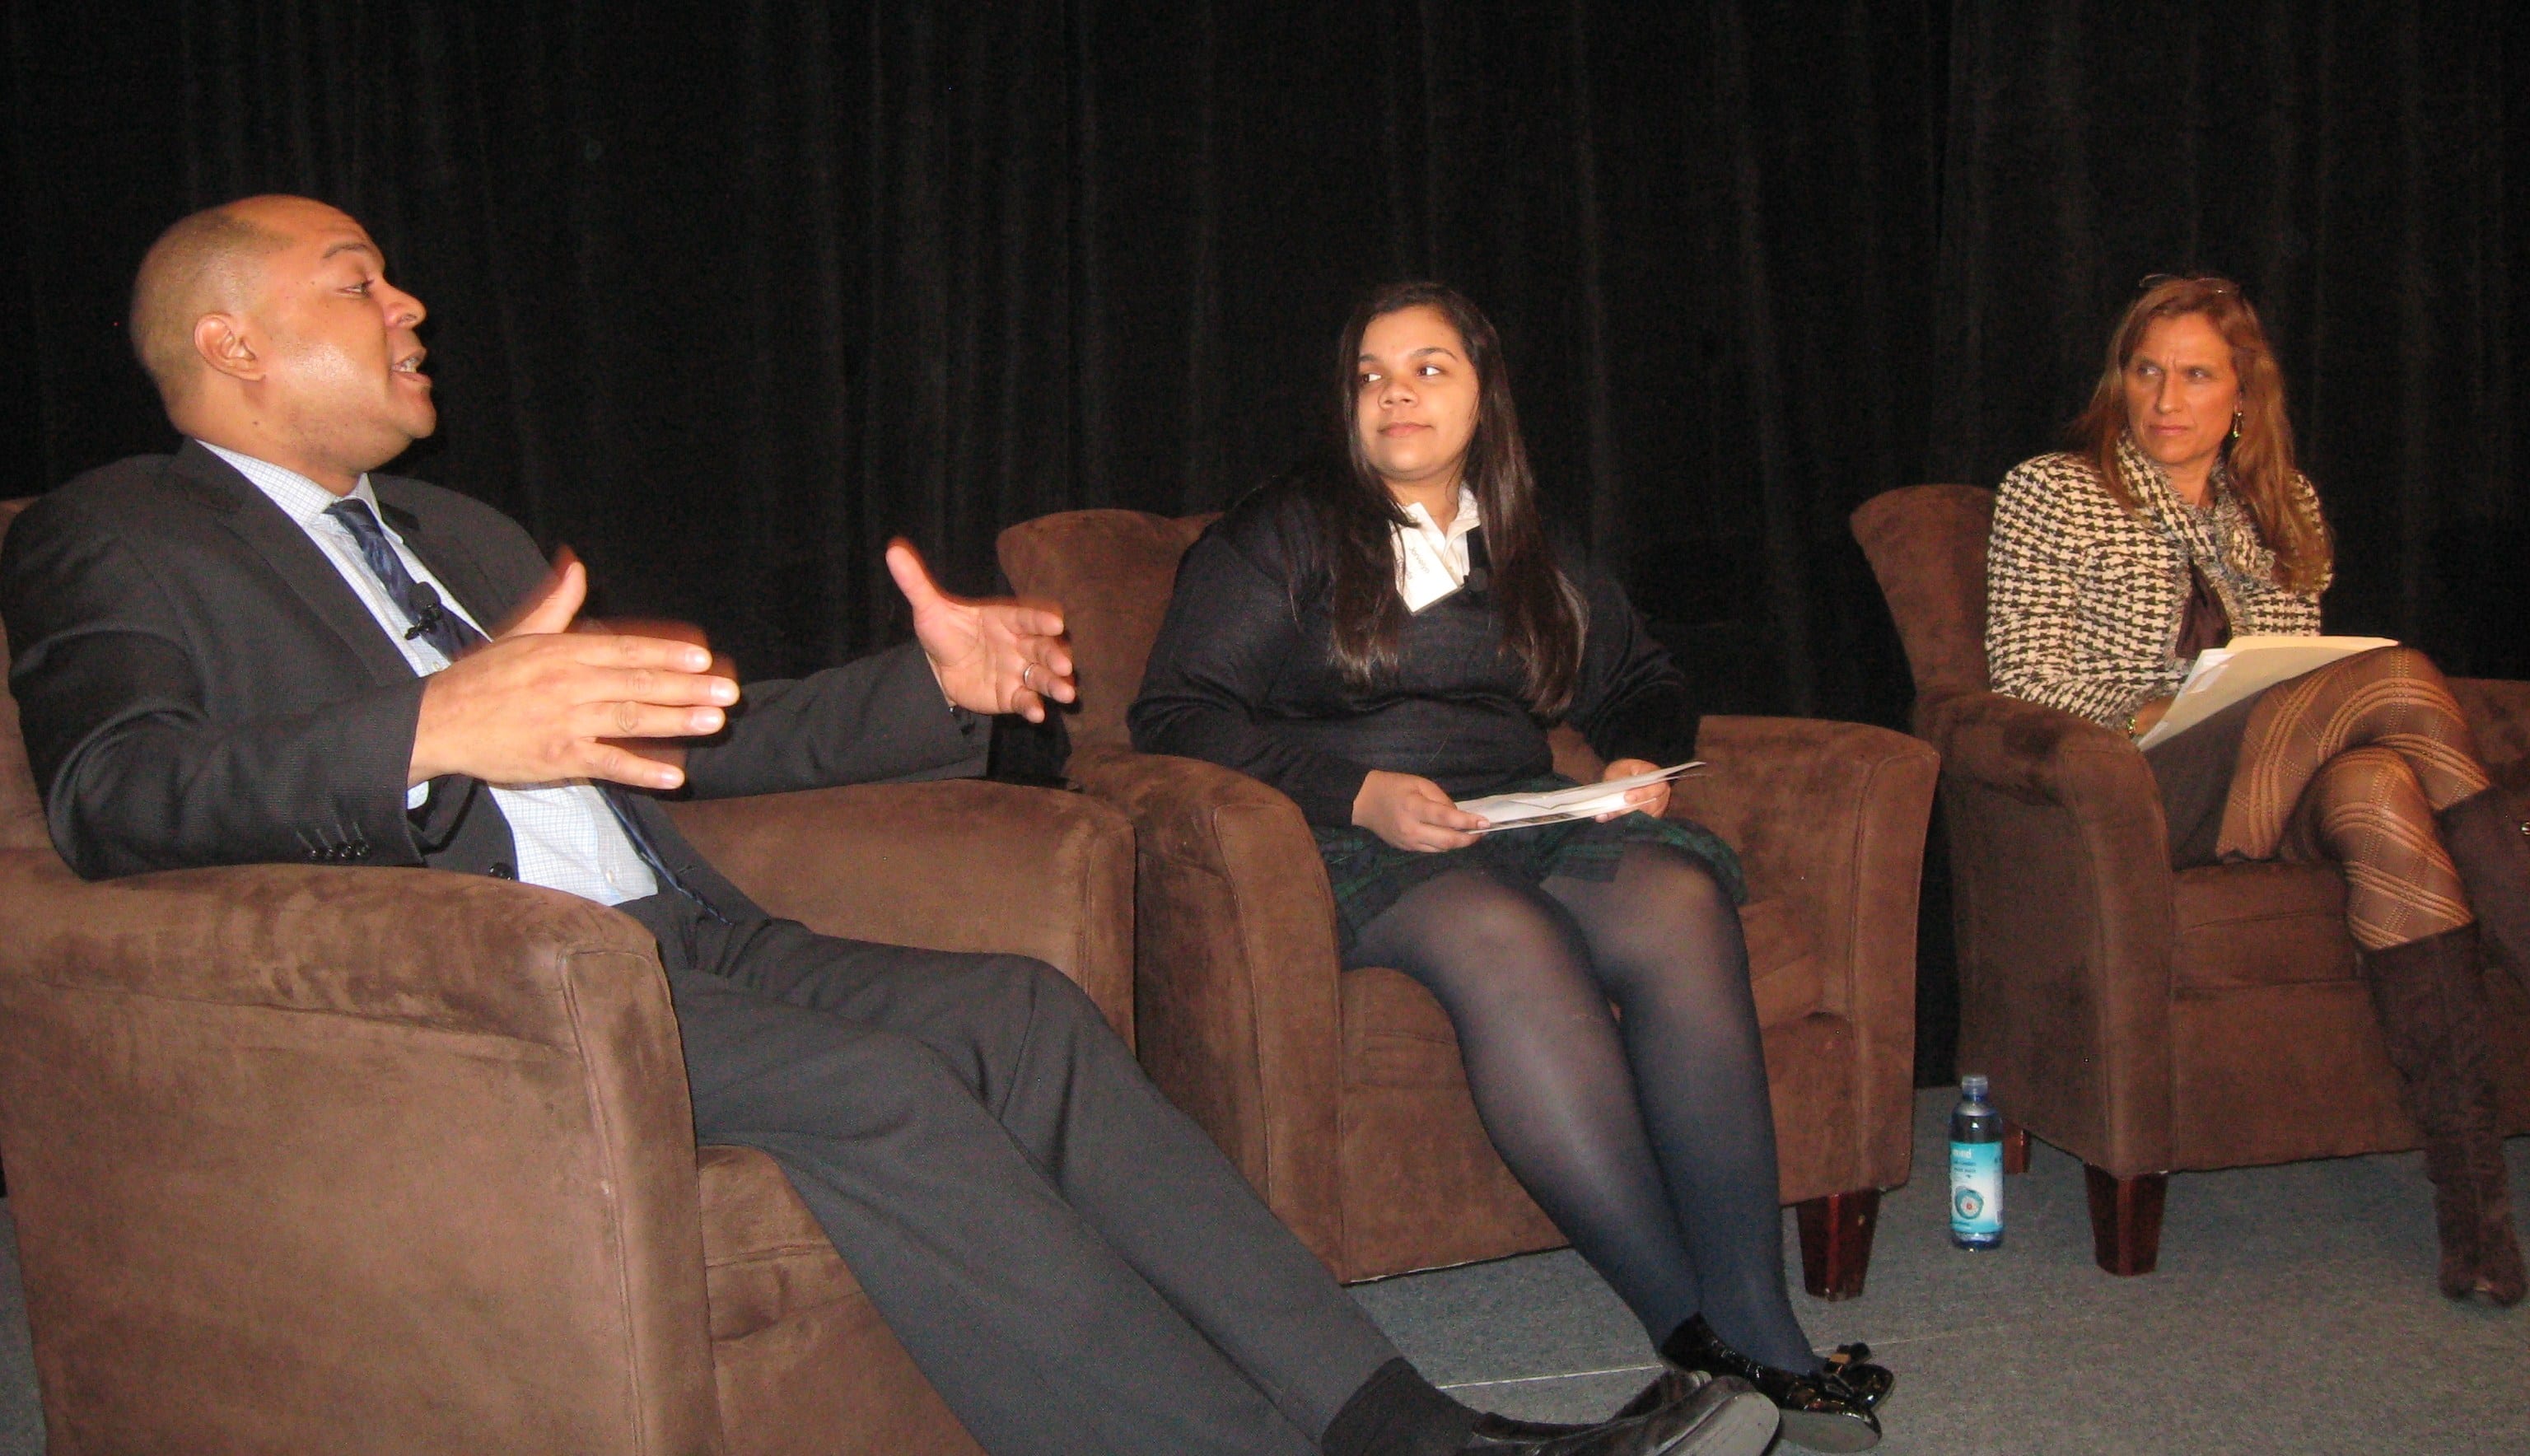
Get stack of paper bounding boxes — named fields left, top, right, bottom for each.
left=2135, top=635, right=2398, bottom=749
left=1454, top=762, right=1706, bottom=833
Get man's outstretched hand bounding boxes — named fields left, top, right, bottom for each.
left=409, top=555, right=740, bottom=791
left=885, top=539, right=1075, bottom=723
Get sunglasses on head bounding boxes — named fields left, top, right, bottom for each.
left=2137, top=273, right=2238, bottom=295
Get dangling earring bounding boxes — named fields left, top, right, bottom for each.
left=2228, top=411, right=2243, bottom=441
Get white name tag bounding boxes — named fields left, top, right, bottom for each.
left=1393, top=489, right=1478, bottom=613
left=1397, top=526, right=1466, bottom=611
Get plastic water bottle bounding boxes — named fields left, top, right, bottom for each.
left=1949, top=1075, right=2004, bottom=1250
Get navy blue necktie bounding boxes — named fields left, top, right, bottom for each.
left=325, top=498, right=482, bottom=660
left=326, top=496, right=707, bottom=911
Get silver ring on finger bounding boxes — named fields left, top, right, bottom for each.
left=1020, top=662, right=1035, bottom=689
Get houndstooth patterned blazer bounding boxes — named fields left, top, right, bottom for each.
left=1986, top=434, right=2326, bottom=726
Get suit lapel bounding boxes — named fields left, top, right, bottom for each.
left=372, top=481, right=512, bottom=633
left=167, top=442, right=414, bottom=688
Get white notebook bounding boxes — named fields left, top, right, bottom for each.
left=2135, top=635, right=2398, bottom=750
left=1454, top=761, right=1706, bottom=833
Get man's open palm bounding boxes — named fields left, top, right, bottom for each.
left=408, top=553, right=738, bottom=791
left=885, top=540, right=1075, bottom=723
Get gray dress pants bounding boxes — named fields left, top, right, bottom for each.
left=618, top=893, right=1399, bottom=1456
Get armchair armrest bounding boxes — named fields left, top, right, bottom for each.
left=1062, top=744, right=1346, bottom=1262
left=1921, top=690, right=2179, bottom=1173
left=663, top=779, right=1135, bottom=1045
left=0, top=851, right=717, bottom=1454
left=1674, top=715, right=1938, bottom=971
left=1674, top=716, right=1935, bottom=1191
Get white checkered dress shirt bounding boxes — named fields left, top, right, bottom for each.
left=207, top=443, right=660, bottom=904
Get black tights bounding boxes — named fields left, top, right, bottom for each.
left=1345, top=843, right=1816, bottom=1373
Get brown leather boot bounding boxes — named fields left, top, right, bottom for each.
left=2436, top=781, right=2530, bottom=990
left=2464, top=1094, right=2526, bottom=1307
left=2434, top=780, right=2530, bottom=1304
left=2443, top=939, right=2528, bottom=1308
left=2360, top=925, right=2502, bottom=1300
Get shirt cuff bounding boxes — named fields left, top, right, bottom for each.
left=922, top=652, right=963, bottom=712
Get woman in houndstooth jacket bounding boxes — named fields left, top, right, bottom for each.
left=1985, top=274, right=2530, bottom=1305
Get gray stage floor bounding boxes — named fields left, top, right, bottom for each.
left=2, top=1089, right=2523, bottom=1454
left=1356, top=1089, right=2530, bottom=1454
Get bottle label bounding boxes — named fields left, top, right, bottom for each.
left=1950, top=1141, right=2003, bottom=1239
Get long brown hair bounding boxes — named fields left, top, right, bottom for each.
left=1312, top=281, right=1580, bottom=713
left=2070, top=274, right=2332, bottom=591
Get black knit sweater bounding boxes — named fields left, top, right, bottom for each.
left=1128, top=483, right=1694, bottom=828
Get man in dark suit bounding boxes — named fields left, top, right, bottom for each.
left=0, top=196, right=1777, bottom=1456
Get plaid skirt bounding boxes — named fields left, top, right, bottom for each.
left=1314, top=775, right=1747, bottom=950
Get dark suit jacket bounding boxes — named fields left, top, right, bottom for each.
left=0, top=441, right=987, bottom=910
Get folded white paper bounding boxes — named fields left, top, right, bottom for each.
left=2135, top=635, right=2398, bottom=750
left=1455, top=761, right=1706, bottom=833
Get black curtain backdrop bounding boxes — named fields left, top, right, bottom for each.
left=6, top=1, right=2525, bottom=1080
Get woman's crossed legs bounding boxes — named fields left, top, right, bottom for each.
left=2220, top=644, right=2487, bottom=938
left=2213, top=644, right=2523, bottom=1303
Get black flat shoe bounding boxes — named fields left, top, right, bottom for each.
left=1615, top=1338, right=1894, bottom=1421
left=1821, top=1340, right=1894, bottom=1409
left=1462, top=1374, right=1779, bottom=1455
left=1656, top=1316, right=1883, bottom=1453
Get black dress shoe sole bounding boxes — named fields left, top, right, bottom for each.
left=1657, top=1386, right=1781, bottom=1456
left=1465, top=1380, right=1781, bottom=1456
left=1775, top=1403, right=1883, bottom=1453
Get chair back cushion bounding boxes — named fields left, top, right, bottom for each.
left=0, top=498, right=62, bottom=854
left=997, top=510, right=1217, bottom=751
left=1849, top=485, right=1997, bottom=726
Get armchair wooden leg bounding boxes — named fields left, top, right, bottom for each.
left=2000, top=1118, right=2030, bottom=1175
left=2083, top=1165, right=2168, bottom=1276
left=1795, top=1188, right=1882, bottom=1300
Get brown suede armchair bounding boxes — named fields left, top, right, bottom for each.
left=1851, top=483, right=2530, bottom=1275
left=0, top=500, right=1135, bottom=1454
left=998, top=509, right=1938, bottom=1298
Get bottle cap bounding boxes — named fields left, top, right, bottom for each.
left=1961, top=1074, right=1990, bottom=1099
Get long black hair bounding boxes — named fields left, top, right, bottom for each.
left=1311, top=280, right=1581, bottom=714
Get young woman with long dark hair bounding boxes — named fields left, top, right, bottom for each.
left=1986, top=274, right=2530, bottom=1305
left=1132, top=282, right=1893, bottom=1451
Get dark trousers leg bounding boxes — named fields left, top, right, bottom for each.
left=627, top=898, right=1396, bottom=1456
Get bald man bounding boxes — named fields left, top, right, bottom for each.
left=0, top=198, right=1775, bottom=1456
